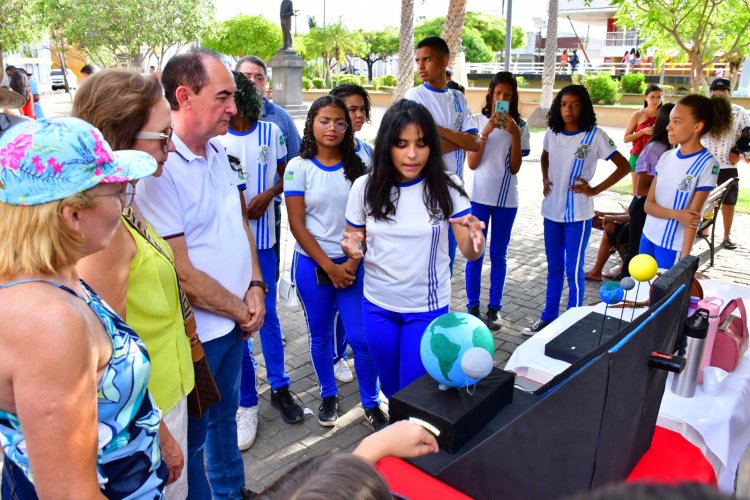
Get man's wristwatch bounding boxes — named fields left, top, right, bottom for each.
left=248, top=280, right=269, bottom=296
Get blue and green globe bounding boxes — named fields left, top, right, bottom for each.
left=420, top=312, right=495, bottom=388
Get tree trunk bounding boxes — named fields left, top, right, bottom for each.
left=529, top=0, right=558, bottom=127
left=442, top=0, right=467, bottom=68
left=395, top=0, right=415, bottom=101
left=690, top=52, right=702, bottom=93
left=0, top=43, right=5, bottom=78
left=366, top=59, right=374, bottom=82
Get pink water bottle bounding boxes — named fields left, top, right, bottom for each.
left=697, top=297, right=723, bottom=384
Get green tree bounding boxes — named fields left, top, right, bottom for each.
left=142, top=0, right=214, bottom=71
left=0, top=0, right=42, bottom=70
left=612, top=0, right=750, bottom=92
left=355, top=28, right=399, bottom=82
left=303, top=22, right=364, bottom=87
left=414, top=12, right=525, bottom=63
left=202, top=14, right=282, bottom=62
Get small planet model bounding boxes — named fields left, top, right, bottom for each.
left=629, top=254, right=658, bottom=282
left=620, top=276, right=636, bottom=291
left=461, top=347, right=494, bottom=380
left=420, top=312, right=495, bottom=388
left=599, top=281, right=624, bottom=305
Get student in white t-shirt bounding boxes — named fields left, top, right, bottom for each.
left=284, top=96, right=386, bottom=431
left=641, top=95, right=729, bottom=268
left=405, top=36, right=479, bottom=274
left=342, top=99, right=485, bottom=398
left=327, top=83, right=374, bottom=385
left=465, top=72, right=530, bottom=331
left=523, top=85, right=630, bottom=336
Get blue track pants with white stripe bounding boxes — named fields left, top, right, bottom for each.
left=293, top=252, right=380, bottom=408
left=541, top=218, right=592, bottom=323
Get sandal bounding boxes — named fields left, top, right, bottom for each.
left=723, top=239, right=738, bottom=250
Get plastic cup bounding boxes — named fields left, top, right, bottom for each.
left=702, top=366, right=728, bottom=396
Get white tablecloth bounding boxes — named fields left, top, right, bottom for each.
left=504, top=279, right=750, bottom=493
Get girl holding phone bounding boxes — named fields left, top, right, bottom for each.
left=464, top=72, right=530, bottom=330
left=524, top=85, right=630, bottom=335
left=342, top=99, right=485, bottom=397
left=284, top=96, right=386, bottom=430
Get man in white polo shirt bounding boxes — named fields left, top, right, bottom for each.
left=136, top=48, right=264, bottom=500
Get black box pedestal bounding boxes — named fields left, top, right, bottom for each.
left=545, top=312, right=629, bottom=364
left=389, top=368, right=514, bottom=453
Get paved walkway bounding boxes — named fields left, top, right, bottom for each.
left=39, top=92, right=750, bottom=492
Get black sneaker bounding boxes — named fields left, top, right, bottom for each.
left=467, top=305, right=481, bottom=318
left=522, top=319, right=549, bottom=336
left=241, top=487, right=258, bottom=499
left=364, top=406, right=390, bottom=431
left=270, top=386, right=304, bottom=424
left=318, top=395, right=339, bottom=427
left=485, top=308, right=502, bottom=331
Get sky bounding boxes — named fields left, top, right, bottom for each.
left=216, top=0, right=550, bottom=34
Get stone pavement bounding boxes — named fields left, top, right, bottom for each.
left=242, top=105, right=750, bottom=492
left=38, top=92, right=750, bottom=492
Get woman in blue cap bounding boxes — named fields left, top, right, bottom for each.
left=0, top=118, right=167, bottom=498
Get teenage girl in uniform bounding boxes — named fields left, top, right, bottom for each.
left=342, top=99, right=485, bottom=398
left=640, top=95, right=731, bottom=268
left=284, top=96, right=386, bottom=430
left=524, top=85, right=630, bottom=335
left=464, top=72, right=530, bottom=330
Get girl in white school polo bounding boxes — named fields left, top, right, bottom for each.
left=524, top=85, right=630, bottom=335
left=342, top=99, right=485, bottom=398
left=641, top=95, right=730, bottom=268
left=465, top=72, right=530, bottom=330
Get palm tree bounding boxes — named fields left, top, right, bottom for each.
left=529, top=0, right=558, bottom=126
left=395, top=0, right=415, bottom=101
left=441, top=0, right=467, bottom=68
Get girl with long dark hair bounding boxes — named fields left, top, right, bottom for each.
left=284, top=96, right=385, bottom=430
left=523, top=85, right=630, bottom=335
left=464, top=72, right=530, bottom=330
left=342, top=99, right=485, bottom=397
left=624, top=84, right=662, bottom=193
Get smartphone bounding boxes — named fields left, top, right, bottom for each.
left=495, top=100, right=510, bottom=114
left=315, top=267, right=332, bottom=286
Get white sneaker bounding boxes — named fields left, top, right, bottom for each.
left=236, top=405, right=258, bottom=451
left=334, top=359, right=354, bottom=383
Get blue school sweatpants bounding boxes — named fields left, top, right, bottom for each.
left=292, top=252, right=379, bottom=408
left=541, top=218, right=592, bottom=323
left=639, top=234, right=680, bottom=270
left=465, top=202, right=518, bottom=310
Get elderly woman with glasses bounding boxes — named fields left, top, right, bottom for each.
left=72, top=69, right=194, bottom=498
left=0, top=117, right=166, bottom=497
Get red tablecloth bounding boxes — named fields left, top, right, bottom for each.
left=377, top=426, right=716, bottom=500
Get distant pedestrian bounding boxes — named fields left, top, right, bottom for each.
left=569, top=49, right=580, bottom=74
left=80, top=64, right=94, bottom=79
left=560, top=49, right=568, bottom=73
left=9, top=69, right=34, bottom=119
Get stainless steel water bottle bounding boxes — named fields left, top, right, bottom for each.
left=671, top=308, right=709, bottom=398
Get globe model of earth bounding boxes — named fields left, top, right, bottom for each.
left=420, top=312, right=495, bottom=388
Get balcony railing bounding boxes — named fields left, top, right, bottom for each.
left=605, top=31, right=647, bottom=47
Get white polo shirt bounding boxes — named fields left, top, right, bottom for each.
left=469, top=114, right=531, bottom=208
left=283, top=157, right=353, bottom=259
left=355, top=138, right=373, bottom=169
left=136, top=133, right=253, bottom=343
left=642, top=148, right=719, bottom=251
left=219, top=121, right=287, bottom=250
left=405, top=84, right=478, bottom=176
left=345, top=172, right=471, bottom=313
left=542, top=127, right=618, bottom=223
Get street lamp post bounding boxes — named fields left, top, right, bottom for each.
left=504, top=0, right=513, bottom=71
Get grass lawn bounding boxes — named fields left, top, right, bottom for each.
left=607, top=180, right=750, bottom=215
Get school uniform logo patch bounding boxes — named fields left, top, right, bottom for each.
left=428, top=209, right=444, bottom=225
left=678, top=175, right=694, bottom=192
left=712, top=163, right=720, bottom=175
left=284, top=171, right=294, bottom=181
left=280, top=135, right=286, bottom=145
left=258, top=146, right=269, bottom=164
left=575, top=144, right=590, bottom=160
left=608, top=138, right=616, bottom=148
left=454, top=114, right=463, bottom=131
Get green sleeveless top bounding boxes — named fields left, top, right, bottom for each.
left=123, top=216, right=194, bottom=412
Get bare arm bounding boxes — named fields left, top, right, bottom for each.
left=623, top=111, right=642, bottom=143
left=353, top=420, right=439, bottom=463
left=450, top=213, right=485, bottom=261
left=570, top=152, right=631, bottom=196
left=247, top=160, right=287, bottom=220
left=541, top=150, right=552, bottom=197
left=165, top=235, right=251, bottom=326
left=7, top=299, right=106, bottom=498
left=436, top=125, right=480, bottom=153
left=680, top=190, right=710, bottom=258
left=635, top=172, right=654, bottom=197
left=76, top=222, right=135, bottom=319
left=644, top=177, right=702, bottom=236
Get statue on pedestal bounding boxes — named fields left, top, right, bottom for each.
left=280, top=0, right=294, bottom=51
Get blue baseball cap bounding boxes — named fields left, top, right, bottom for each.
left=0, top=117, right=157, bottom=206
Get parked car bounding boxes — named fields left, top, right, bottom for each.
left=49, top=69, right=78, bottom=91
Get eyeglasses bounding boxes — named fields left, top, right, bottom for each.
left=316, top=118, right=348, bottom=134
left=95, top=182, right=136, bottom=207
left=135, top=127, right=173, bottom=152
